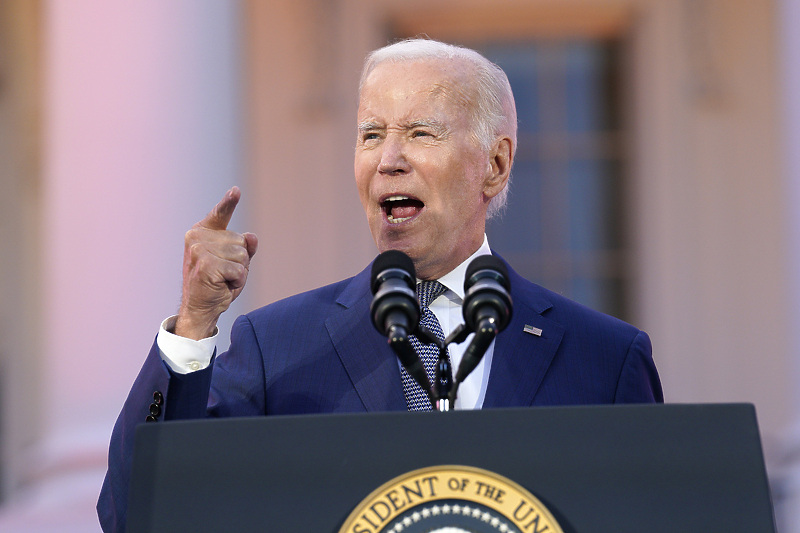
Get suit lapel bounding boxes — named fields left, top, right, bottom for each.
left=325, top=265, right=406, bottom=412
left=483, top=260, right=564, bottom=408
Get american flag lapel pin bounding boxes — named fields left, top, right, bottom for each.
left=523, top=324, right=543, bottom=337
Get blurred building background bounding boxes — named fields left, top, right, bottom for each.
left=0, top=0, right=798, bottom=530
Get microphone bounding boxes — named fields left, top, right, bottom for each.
left=455, top=255, right=513, bottom=386
left=370, top=250, right=418, bottom=337
left=370, top=250, right=432, bottom=404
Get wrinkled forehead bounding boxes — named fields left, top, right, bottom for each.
left=359, top=58, right=478, bottom=113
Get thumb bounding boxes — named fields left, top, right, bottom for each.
left=243, top=232, right=259, bottom=259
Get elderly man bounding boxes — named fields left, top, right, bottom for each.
left=98, top=39, right=662, bottom=532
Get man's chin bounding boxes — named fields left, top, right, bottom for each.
left=374, top=226, right=421, bottom=255
left=375, top=239, right=424, bottom=264
left=376, top=241, right=418, bottom=259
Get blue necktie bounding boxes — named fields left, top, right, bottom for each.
left=402, top=280, right=448, bottom=411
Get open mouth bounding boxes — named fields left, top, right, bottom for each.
left=381, top=195, right=424, bottom=224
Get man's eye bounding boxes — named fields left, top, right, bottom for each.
left=412, top=130, right=432, bottom=138
left=362, top=133, right=380, bottom=141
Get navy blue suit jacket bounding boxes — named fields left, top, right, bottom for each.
left=97, top=257, right=662, bottom=532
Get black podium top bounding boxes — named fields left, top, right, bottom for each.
left=127, top=404, right=775, bottom=532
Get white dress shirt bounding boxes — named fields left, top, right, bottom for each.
left=156, top=236, right=495, bottom=410
left=419, top=237, right=493, bottom=409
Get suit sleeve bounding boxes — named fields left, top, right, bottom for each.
left=97, top=338, right=176, bottom=533
left=613, top=330, right=664, bottom=403
left=96, top=314, right=266, bottom=532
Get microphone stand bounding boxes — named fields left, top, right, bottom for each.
left=435, top=348, right=453, bottom=412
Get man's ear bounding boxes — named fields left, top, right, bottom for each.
left=484, top=136, right=513, bottom=199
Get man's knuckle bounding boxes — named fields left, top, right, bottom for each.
left=188, top=241, right=205, bottom=258
left=234, top=247, right=249, bottom=263
left=185, top=227, right=204, bottom=244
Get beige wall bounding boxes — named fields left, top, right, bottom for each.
left=243, top=0, right=377, bottom=306
left=628, top=0, right=791, bottom=439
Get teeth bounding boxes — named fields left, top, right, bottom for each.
left=387, top=214, right=412, bottom=224
left=385, top=195, right=409, bottom=202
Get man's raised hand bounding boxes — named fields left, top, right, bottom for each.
left=174, top=187, right=258, bottom=340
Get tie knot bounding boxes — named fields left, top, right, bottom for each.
left=417, top=280, right=447, bottom=308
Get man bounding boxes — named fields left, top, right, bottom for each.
left=98, top=39, right=662, bottom=532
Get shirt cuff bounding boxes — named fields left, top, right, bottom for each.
left=157, top=315, right=217, bottom=374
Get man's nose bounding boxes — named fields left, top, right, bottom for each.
left=377, top=136, right=411, bottom=175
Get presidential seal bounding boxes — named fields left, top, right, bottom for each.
left=339, top=465, right=563, bottom=533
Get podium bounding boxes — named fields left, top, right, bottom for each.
left=127, top=404, right=775, bottom=532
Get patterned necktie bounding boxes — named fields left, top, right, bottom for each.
left=403, top=280, right=448, bottom=411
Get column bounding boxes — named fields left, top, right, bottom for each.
left=0, top=1, right=244, bottom=531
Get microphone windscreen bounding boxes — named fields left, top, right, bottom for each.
left=465, top=255, right=510, bottom=291
left=371, top=250, right=416, bottom=294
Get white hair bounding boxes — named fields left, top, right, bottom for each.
left=360, top=38, right=517, bottom=218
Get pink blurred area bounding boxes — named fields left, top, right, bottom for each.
left=2, top=1, right=245, bottom=531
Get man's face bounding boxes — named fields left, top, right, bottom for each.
left=355, top=59, right=493, bottom=280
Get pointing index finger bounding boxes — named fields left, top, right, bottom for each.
left=199, top=186, right=241, bottom=230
